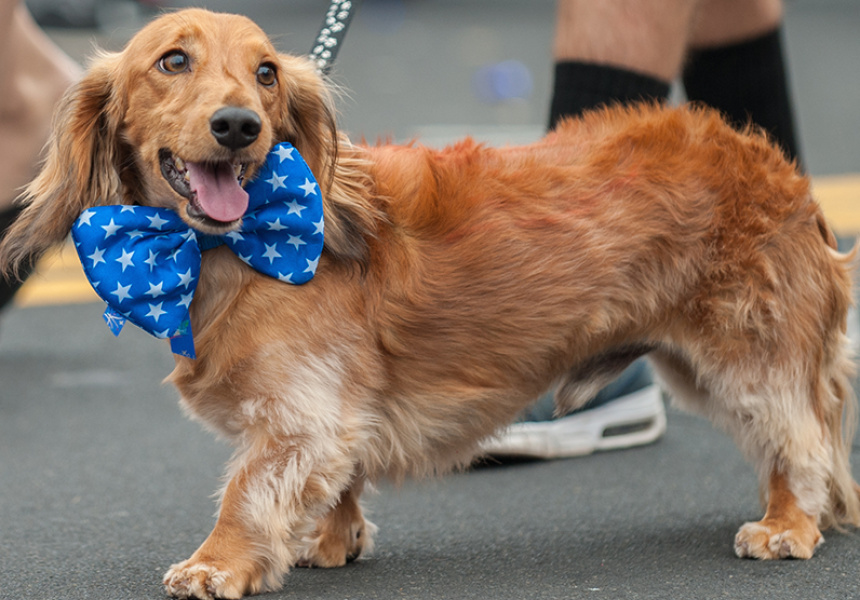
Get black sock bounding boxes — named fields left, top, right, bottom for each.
left=548, top=61, right=671, bottom=130
left=683, top=27, right=800, bottom=163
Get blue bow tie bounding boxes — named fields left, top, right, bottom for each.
left=72, top=142, right=324, bottom=358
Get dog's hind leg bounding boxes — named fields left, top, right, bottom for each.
left=653, top=341, right=860, bottom=560
left=296, top=478, right=377, bottom=568
left=734, top=468, right=824, bottom=559
left=731, top=348, right=860, bottom=559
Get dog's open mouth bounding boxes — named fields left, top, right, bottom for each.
left=159, top=149, right=250, bottom=226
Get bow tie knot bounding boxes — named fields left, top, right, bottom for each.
left=72, top=142, right=324, bottom=358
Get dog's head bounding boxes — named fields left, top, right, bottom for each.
left=120, top=9, right=318, bottom=232
left=1, top=8, right=370, bottom=279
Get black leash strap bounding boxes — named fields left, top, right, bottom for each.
left=310, top=0, right=361, bottom=75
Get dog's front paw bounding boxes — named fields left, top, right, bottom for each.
left=734, top=520, right=823, bottom=559
left=163, top=559, right=262, bottom=600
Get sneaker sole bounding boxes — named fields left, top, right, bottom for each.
left=481, top=384, right=666, bottom=459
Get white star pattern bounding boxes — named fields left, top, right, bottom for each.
left=144, top=250, right=158, bottom=272
left=313, top=218, right=324, bottom=235
left=267, top=172, right=287, bottom=191
left=262, top=243, right=282, bottom=264
left=146, top=302, right=166, bottom=322
left=110, top=282, right=132, bottom=302
left=226, top=231, right=245, bottom=243
left=277, top=272, right=294, bottom=283
left=178, top=293, right=193, bottom=308
left=287, top=234, right=306, bottom=250
left=177, top=268, right=194, bottom=289
left=88, top=247, right=106, bottom=267
left=116, top=249, right=135, bottom=272
left=267, top=218, right=287, bottom=231
left=146, top=281, right=166, bottom=298
left=299, top=178, right=318, bottom=197
left=78, top=209, right=96, bottom=226
left=285, top=200, right=306, bottom=216
left=147, top=214, right=169, bottom=230
left=273, top=145, right=295, bottom=162
left=304, top=256, right=319, bottom=273
left=102, top=218, right=121, bottom=238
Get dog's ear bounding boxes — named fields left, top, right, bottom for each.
left=275, top=54, right=378, bottom=267
left=0, top=51, right=126, bottom=280
left=275, top=54, right=337, bottom=183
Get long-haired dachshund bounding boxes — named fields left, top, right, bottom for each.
left=1, top=9, right=858, bottom=600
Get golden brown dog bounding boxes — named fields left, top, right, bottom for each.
left=1, top=8, right=858, bottom=600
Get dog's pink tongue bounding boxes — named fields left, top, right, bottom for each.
left=186, top=161, right=248, bottom=222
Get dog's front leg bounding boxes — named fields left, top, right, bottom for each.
left=163, top=437, right=354, bottom=599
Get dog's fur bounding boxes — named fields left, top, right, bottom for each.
left=1, top=9, right=858, bottom=599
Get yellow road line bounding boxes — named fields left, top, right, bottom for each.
left=14, top=242, right=98, bottom=307
left=813, top=174, right=860, bottom=234
left=11, top=173, right=860, bottom=308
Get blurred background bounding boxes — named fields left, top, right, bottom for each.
left=23, top=0, right=859, bottom=177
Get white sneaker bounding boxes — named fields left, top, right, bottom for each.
left=482, top=384, right=666, bottom=459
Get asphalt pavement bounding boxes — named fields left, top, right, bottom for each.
left=2, top=303, right=859, bottom=600
left=3, top=1, right=860, bottom=599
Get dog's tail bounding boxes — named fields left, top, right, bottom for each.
left=817, top=207, right=860, bottom=529
left=821, top=338, right=860, bottom=530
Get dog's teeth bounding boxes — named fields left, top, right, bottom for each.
left=233, top=163, right=242, bottom=178
left=174, top=156, right=186, bottom=171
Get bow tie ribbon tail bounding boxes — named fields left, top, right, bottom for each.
left=102, top=305, right=196, bottom=358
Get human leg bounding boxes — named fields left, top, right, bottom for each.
left=0, top=1, right=81, bottom=200
left=683, top=0, right=800, bottom=161
left=548, top=0, right=696, bottom=127
left=0, top=1, right=81, bottom=308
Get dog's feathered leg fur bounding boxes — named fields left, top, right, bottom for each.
left=651, top=220, right=860, bottom=558
left=163, top=435, right=358, bottom=597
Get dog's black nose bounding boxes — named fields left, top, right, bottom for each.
left=209, top=107, right=262, bottom=150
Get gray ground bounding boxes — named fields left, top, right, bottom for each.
left=3, top=1, right=860, bottom=599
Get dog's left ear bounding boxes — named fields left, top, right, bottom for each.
left=275, top=54, right=338, bottom=183
left=0, top=51, right=127, bottom=280
left=275, top=54, right=378, bottom=267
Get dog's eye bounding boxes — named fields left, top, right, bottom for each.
left=256, top=63, right=277, bottom=87
left=158, top=51, right=190, bottom=74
